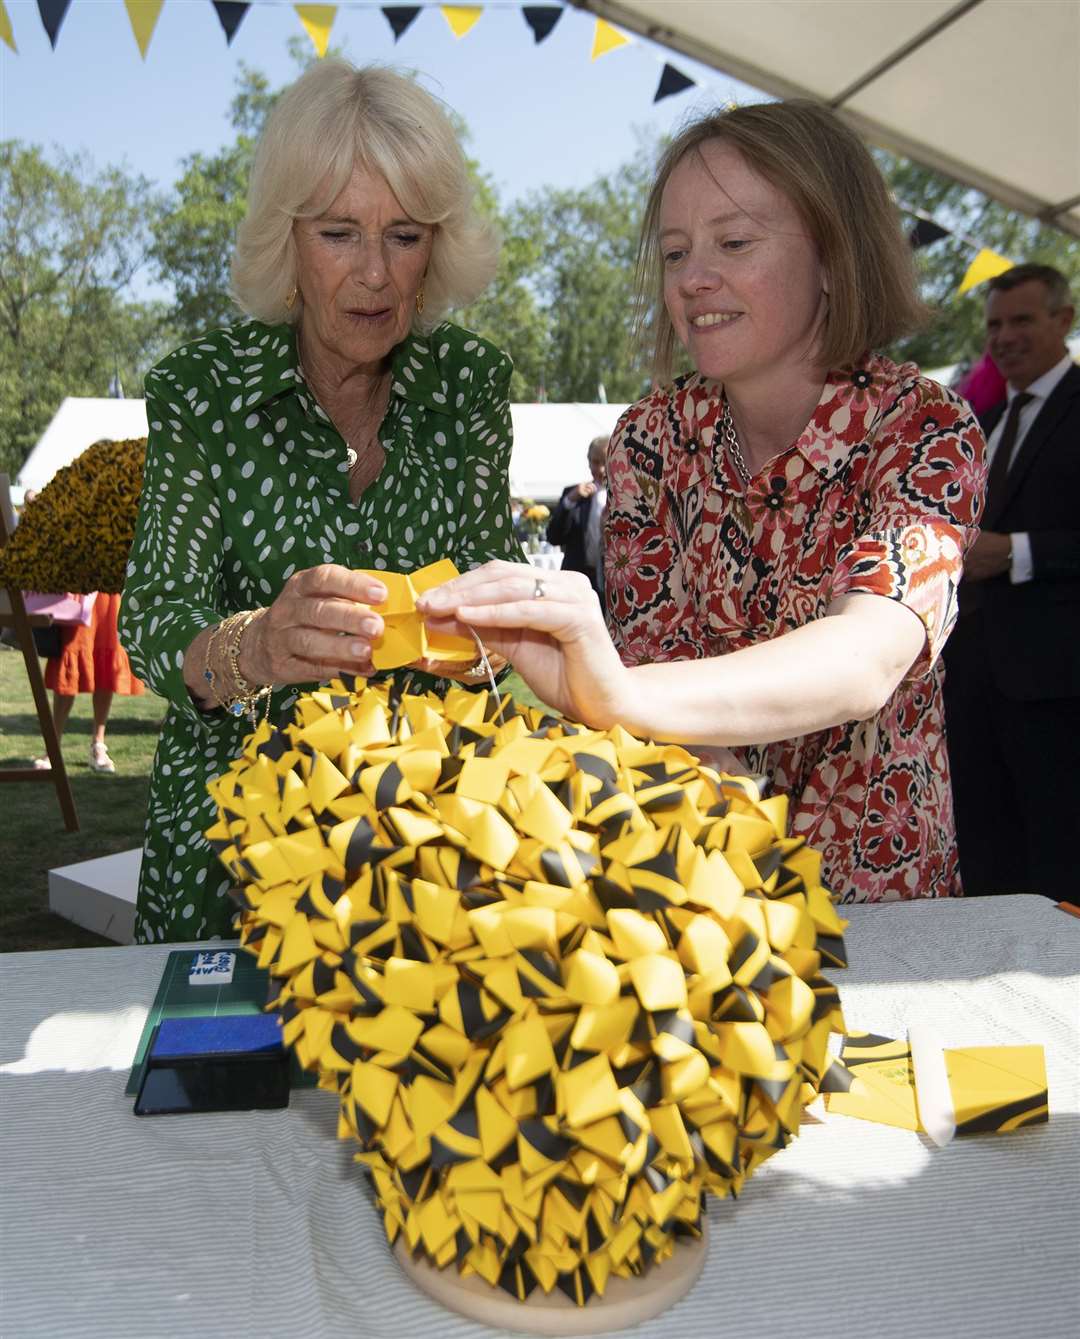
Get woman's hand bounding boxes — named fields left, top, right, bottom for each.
left=239, top=564, right=387, bottom=685
left=416, top=561, right=632, bottom=727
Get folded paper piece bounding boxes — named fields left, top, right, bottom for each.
left=825, top=1033, right=1048, bottom=1136
left=208, top=679, right=849, bottom=1306
left=356, top=559, right=476, bottom=671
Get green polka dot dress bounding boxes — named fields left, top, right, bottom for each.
left=119, top=318, right=523, bottom=943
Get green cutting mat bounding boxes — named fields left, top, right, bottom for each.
left=126, top=949, right=315, bottom=1094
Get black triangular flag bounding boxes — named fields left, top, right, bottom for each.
left=522, top=6, right=562, bottom=44
left=212, top=1, right=250, bottom=45
left=654, top=63, right=696, bottom=103
left=382, top=6, right=421, bottom=41
left=36, top=0, right=71, bottom=48
left=908, top=217, right=951, bottom=249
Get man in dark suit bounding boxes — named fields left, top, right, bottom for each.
left=944, top=263, right=1079, bottom=896
left=546, top=435, right=608, bottom=597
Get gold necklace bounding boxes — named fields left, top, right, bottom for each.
left=296, top=351, right=389, bottom=473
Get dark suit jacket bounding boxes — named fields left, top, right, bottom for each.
left=968, top=362, right=1080, bottom=700
left=546, top=485, right=602, bottom=594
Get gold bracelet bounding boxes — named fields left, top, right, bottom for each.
left=203, top=609, right=272, bottom=722
left=225, top=609, right=271, bottom=722
left=203, top=617, right=236, bottom=711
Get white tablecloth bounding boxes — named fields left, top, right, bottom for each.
left=3, top=897, right=1078, bottom=1338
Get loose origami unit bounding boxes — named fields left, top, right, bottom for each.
left=825, top=1033, right=1049, bottom=1135
left=207, top=677, right=850, bottom=1306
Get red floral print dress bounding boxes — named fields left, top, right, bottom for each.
left=604, top=356, right=987, bottom=902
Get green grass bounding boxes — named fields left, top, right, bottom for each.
left=0, top=648, right=547, bottom=953
left=0, top=647, right=165, bottom=952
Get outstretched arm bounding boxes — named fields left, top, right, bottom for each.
left=418, top=562, right=925, bottom=745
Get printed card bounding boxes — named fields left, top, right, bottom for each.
left=188, top=950, right=236, bottom=986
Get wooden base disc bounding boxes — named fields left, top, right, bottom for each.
left=394, top=1224, right=708, bottom=1336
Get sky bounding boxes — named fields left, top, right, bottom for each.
left=1, top=0, right=760, bottom=209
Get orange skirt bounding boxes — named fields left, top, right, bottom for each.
left=45, top=592, right=145, bottom=697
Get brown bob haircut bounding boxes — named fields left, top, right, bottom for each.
left=635, top=100, right=927, bottom=381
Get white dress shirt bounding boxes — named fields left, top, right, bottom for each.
left=584, top=485, right=607, bottom=570
left=985, top=353, right=1073, bottom=583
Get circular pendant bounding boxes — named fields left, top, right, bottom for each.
left=345, top=446, right=358, bottom=469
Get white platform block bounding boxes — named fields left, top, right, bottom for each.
left=49, top=847, right=142, bottom=944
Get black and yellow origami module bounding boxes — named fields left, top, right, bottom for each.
left=208, top=676, right=849, bottom=1307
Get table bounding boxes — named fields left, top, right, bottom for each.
left=3, top=897, right=1078, bottom=1339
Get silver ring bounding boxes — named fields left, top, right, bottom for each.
left=533, top=576, right=546, bottom=599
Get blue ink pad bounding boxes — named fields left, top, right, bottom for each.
left=134, top=1014, right=289, bottom=1117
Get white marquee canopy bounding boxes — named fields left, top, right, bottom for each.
left=572, top=0, right=1080, bottom=236
left=14, top=398, right=628, bottom=507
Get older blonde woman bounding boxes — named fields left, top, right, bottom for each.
left=420, top=101, right=987, bottom=905
left=120, top=61, right=522, bottom=943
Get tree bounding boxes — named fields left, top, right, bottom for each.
left=453, top=158, right=549, bottom=404
left=879, top=152, right=1080, bottom=372
left=148, top=62, right=281, bottom=340
left=508, top=145, right=658, bottom=404
left=0, top=142, right=172, bottom=476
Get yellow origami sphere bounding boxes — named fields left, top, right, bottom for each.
left=208, top=678, right=849, bottom=1307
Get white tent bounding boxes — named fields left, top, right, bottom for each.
left=13, top=397, right=627, bottom=506
left=509, top=403, right=629, bottom=501
left=16, top=397, right=149, bottom=497
left=573, top=0, right=1080, bottom=236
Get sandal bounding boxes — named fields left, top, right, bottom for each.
left=89, top=742, right=116, bottom=774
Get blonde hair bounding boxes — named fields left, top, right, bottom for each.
left=231, top=61, right=498, bottom=331
left=635, top=100, right=927, bottom=380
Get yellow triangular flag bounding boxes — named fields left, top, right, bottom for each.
left=441, top=5, right=482, bottom=39
left=958, top=248, right=1014, bottom=296
left=124, top=0, right=164, bottom=59
left=295, top=4, right=337, bottom=59
left=0, top=1, right=16, bottom=53
left=591, top=17, right=630, bottom=61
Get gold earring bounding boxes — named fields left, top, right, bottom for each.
left=415, top=285, right=425, bottom=316
left=285, top=286, right=298, bottom=311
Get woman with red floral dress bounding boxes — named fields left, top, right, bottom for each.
left=419, top=102, right=986, bottom=903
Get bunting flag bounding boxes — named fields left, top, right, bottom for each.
left=381, top=5, right=420, bottom=42
left=958, top=247, right=1015, bottom=295
left=440, top=4, right=481, bottom=39
left=124, top=0, right=164, bottom=59
left=908, top=217, right=950, bottom=249
left=591, top=16, right=630, bottom=61
left=654, top=62, right=695, bottom=103
left=0, top=0, right=14, bottom=52
left=522, top=5, right=561, bottom=44
left=3, top=0, right=723, bottom=122
left=295, top=3, right=337, bottom=58
left=212, top=0, right=250, bottom=45
left=36, top=0, right=70, bottom=48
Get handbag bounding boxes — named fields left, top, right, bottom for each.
left=23, top=592, right=97, bottom=626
